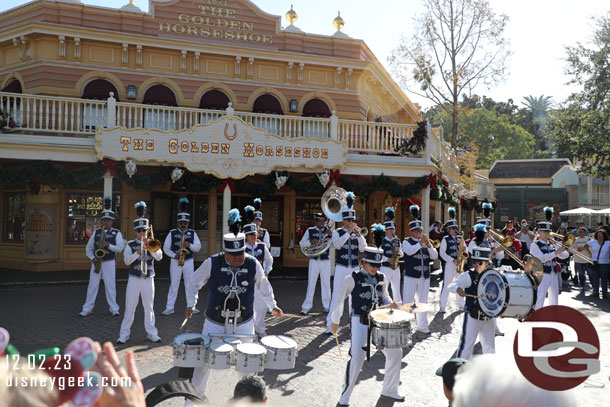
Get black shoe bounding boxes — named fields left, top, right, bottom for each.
left=336, top=403, right=349, bottom=407
left=589, top=293, right=599, bottom=298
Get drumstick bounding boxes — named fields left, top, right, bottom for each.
left=377, top=301, right=402, bottom=309
left=334, top=333, right=342, bottom=359
left=463, top=293, right=482, bottom=299
left=180, top=317, right=188, bottom=330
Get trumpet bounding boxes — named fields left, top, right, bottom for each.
left=422, top=235, right=440, bottom=249
left=353, top=225, right=368, bottom=237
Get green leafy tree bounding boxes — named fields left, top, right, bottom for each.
left=390, top=0, right=510, bottom=150
left=548, top=15, right=610, bottom=177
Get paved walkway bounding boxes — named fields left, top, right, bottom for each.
left=1, top=275, right=608, bottom=406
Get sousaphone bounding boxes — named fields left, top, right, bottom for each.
left=301, top=186, right=346, bottom=258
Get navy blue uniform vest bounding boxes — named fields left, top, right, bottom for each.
left=169, top=229, right=195, bottom=261
left=305, top=226, right=330, bottom=260
left=350, top=271, right=385, bottom=316
left=259, top=228, right=268, bottom=242
left=335, top=228, right=360, bottom=268
left=127, top=240, right=155, bottom=278
left=245, top=242, right=266, bottom=265
left=381, top=236, right=400, bottom=268
left=443, top=235, right=460, bottom=260
left=205, top=253, right=258, bottom=325
left=94, top=228, right=119, bottom=262
left=534, top=240, right=556, bottom=273
left=403, top=238, right=431, bottom=279
left=465, top=268, right=488, bottom=320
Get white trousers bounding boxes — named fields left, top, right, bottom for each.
left=253, top=283, right=271, bottom=336
left=301, top=259, right=331, bottom=312
left=165, top=258, right=196, bottom=311
left=339, top=316, right=402, bottom=405
left=535, top=272, right=559, bottom=310
left=119, top=276, right=158, bottom=339
left=439, top=262, right=465, bottom=311
left=81, top=260, right=119, bottom=314
left=327, top=265, right=357, bottom=328
left=380, top=265, right=402, bottom=303
left=190, top=319, right=254, bottom=397
left=456, top=314, right=495, bottom=360
left=402, top=276, right=430, bottom=331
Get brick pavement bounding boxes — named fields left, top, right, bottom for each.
left=1, top=276, right=609, bottom=406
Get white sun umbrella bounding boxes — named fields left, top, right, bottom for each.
left=596, top=208, right=610, bottom=214
left=559, top=207, right=598, bottom=216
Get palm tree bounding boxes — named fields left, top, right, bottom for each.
left=522, top=95, right=554, bottom=151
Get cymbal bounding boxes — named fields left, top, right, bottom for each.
left=399, top=302, right=433, bottom=313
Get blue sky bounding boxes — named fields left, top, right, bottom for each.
left=2, top=0, right=609, bottom=109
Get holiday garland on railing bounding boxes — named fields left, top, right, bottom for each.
left=394, top=120, right=428, bottom=155
left=1, top=160, right=480, bottom=208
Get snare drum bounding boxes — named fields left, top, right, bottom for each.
left=235, top=343, right=267, bottom=374
left=207, top=342, right=234, bottom=370
left=172, top=334, right=210, bottom=368
left=260, top=335, right=298, bottom=370
left=477, top=269, right=536, bottom=319
left=369, top=309, right=412, bottom=349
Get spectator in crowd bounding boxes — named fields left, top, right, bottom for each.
left=231, top=375, right=267, bottom=405
left=430, top=220, right=443, bottom=241
left=587, top=229, right=610, bottom=299
left=452, top=354, right=575, bottom=407
left=0, top=358, right=59, bottom=407
left=574, top=226, right=592, bottom=293
left=500, top=219, right=516, bottom=236
left=436, top=358, right=467, bottom=406
left=574, top=218, right=585, bottom=233
left=515, top=220, right=535, bottom=257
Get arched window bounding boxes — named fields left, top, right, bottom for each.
left=81, top=79, right=119, bottom=130
left=142, top=85, right=177, bottom=130
left=199, top=89, right=229, bottom=124
left=302, top=98, right=332, bottom=139
left=1, top=80, right=23, bottom=128
left=252, top=94, right=283, bottom=136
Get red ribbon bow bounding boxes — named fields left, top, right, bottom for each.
left=102, top=158, right=117, bottom=177
left=326, top=169, right=341, bottom=188
left=218, top=178, right=236, bottom=193
left=425, top=173, right=437, bottom=190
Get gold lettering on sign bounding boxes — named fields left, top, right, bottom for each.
left=191, top=142, right=199, bottom=153
left=313, top=149, right=320, bottom=158
left=294, top=147, right=301, bottom=158
left=169, top=139, right=178, bottom=154
left=134, top=139, right=143, bottom=151
left=276, top=146, right=283, bottom=156
left=221, top=144, right=230, bottom=154
left=120, top=136, right=131, bottom=152
left=243, top=143, right=254, bottom=157
left=224, top=123, right=238, bottom=140
left=181, top=141, right=189, bottom=153
left=303, top=148, right=310, bottom=158
left=158, top=4, right=272, bottom=44
left=285, top=147, right=292, bottom=157
left=256, top=145, right=263, bottom=156
left=265, top=146, right=273, bottom=156
left=211, top=143, right=219, bottom=154
left=146, top=140, right=154, bottom=151
left=202, top=143, right=210, bottom=153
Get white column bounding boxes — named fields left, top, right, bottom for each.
left=103, top=170, right=113, bottom=197
left=107, top=93, right=116, bottom=128
left=330, top=111, right=338, bottom=141
left=422, top=188, right=431, bottom=234
left=587, top=176, right=593, bottom=205
left=222, top=185, right=231, bottom=235
left=434, top=200, right=442, bottom=223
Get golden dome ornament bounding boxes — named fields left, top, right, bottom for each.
left=333, top=11, right=345, bottom=31
left=286, top=4, right=298, bottom=25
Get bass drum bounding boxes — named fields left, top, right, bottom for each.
left=477, top=268, right=536, bottom=320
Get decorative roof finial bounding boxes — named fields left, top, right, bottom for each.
left=286, top=4, right=298, bottom=25
left=333, top=11, right=345, bottom=31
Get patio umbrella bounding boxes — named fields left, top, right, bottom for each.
left=596, top=208, right=610, bottom=214
left=559, top=207, right=598, bottom=216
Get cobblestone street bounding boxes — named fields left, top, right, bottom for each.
left=1, top=276, right=608, bottom=407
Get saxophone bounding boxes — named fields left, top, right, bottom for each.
left=456, top=233, right=469, bottom=274
left=93, top=226, right=105, bottom=274
left=177, top=231, right=187, bottom=267
left=390, top=237, right=401, bottom=269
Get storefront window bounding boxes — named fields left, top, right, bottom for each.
left=295, top=199, right=322, bottom=244
left=66, top=193, right=121, bottom=244
left=3, top=192, right=25, bottom=242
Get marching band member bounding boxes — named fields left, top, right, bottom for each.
left=470, top=203, right=505, bottom=266
left=532, top=207, right=569, bottom=309
left=184, top=209, right=283, bottom=398
left=380, top=207, right=403, bottom=303
left=299, top=212, right=332, bottom=315
left=455, top=246, right=495, bottom=360
left=162, top=198, right=202, bottom=316
left=402, top=204, right=438, bottom=334
left=253, top=198, right=271, bottom=249
left=325, top=192, right=366, bottom=335
left=117, top=202, right=162, bottom=344
left=243, top=205, right=275, bottom=337
left=331, top=224, right=403, bottom=406
left=439, top=207, right=466, bottom=313
left=80, top=196, right=124, bottom=317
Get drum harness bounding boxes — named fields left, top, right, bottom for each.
left=360, top=281, right=382, bottom=361
left=221, top=266, right=249, bottom=334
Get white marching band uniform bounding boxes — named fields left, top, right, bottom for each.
left=163, top=229, right=202, bottom=314
left=531, top=238, right=569, bottom=310
left=81, top=227, right=124, bottom=316
left=438, top=233, right=465, bottom=312
left=380, top=236, right=403, bottom=303
left=299, top=221, right=332, bottom=313
left=245, top=239, right=274, bottom=336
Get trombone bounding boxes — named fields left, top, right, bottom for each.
left=548, top=232, right=594, bottom=265
left=488, top=229, right=525, bottom=268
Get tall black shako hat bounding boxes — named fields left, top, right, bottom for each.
left=445, top=207, right=458, bottom=229
left=101, top=196, right=115, bottom=220
left=177, top=197, right=190, bottom=223
left=364, top=223, right=385, bottom=265
left=133, top=201, right=149, bottom=231
left=384, top=207, right=395, bottom=230
left=242, top=205, right=257, bottom=236
left=409, top=204, right=422, bottom=231
left=538, top=206, right=553, bottom=232
left=253, top=198, right=263, bottom=221
left=342, top=192, right=356, bottom=220
left=224, top=209, right=245, bottom=254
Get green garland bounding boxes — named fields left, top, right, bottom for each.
left=0, top=161, right=106, bottom=189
